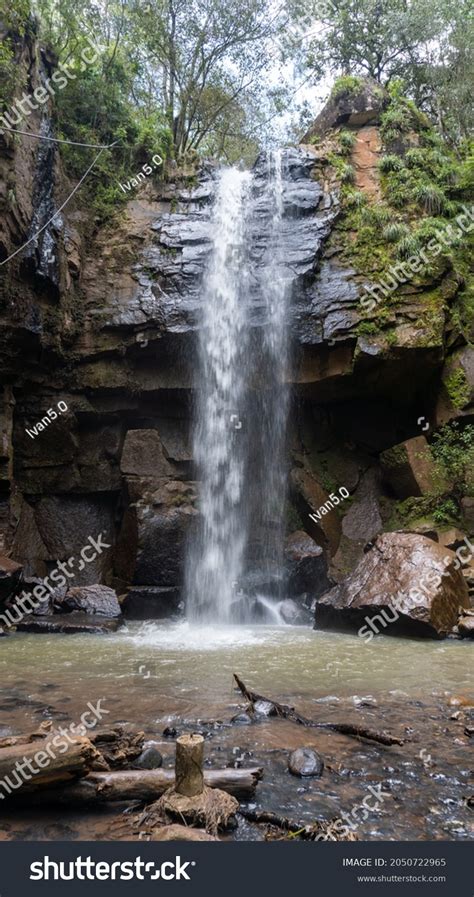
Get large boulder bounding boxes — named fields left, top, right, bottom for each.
left=315, top=532, right=470, bottom=638
left=115, top=481, right=197, bottom=588
left=284, top=531, right=331, bottom=600
left=54, top=584, right=122, bottom=617
left=302, top=78, right=387, bottom=142
left=380, top=436, right=438, bottom=498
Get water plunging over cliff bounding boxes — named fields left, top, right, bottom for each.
left=185, top=167, right=251, bottom=622
left=186, top=153, right=293, bottom=623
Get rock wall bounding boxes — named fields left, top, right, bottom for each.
left=0, top=46, right=472, bottom=632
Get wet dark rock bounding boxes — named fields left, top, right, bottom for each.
left=232, top=712, right=253, bottom=726
left=254, top=700, right=276, bottom=717
left=457, top=614, right=474, bottom=638
left=288, top=747, right=324, bottom=777
left=122, top=586, right=181, bottom=619
left=15, top=612, right=122, bottom=634
left=135, top=745, right=163, bottom=769
left=120, top=429, right=177, bottom=478
left=54, top=584, right=121, bottom=617
left=284, top=531, right=331, bottom=601
left=163, top=726, right=177, bottom=738
left=0, top=555, right=23, bottom=603
left=116, top=483, right=197, bottom=588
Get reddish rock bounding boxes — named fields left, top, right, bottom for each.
left=352, top=125, right=382, bottom=199
left=151, top=824, right=219, bottom=842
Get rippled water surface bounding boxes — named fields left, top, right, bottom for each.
left=0, top=623, right=472, bottom=842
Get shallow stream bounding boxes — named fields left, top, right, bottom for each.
left=0, top=623, right=472, bottom=842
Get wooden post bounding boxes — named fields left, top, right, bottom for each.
left=175, top=733, right=204, bottom=796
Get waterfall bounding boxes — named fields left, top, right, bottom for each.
left=255, top=150, right=292, bottom=599
left=186, top=167, right=251, bottom=623
left=186, top=153, right=292, bottom=624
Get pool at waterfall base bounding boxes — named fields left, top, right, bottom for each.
left=0, top=620, right=471, bottom=842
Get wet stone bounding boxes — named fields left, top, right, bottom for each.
left=288, top=747, right=324, bottom=777
left=135, top=745, right=163, bottom=769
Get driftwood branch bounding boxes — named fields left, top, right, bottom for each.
left=233, top=674, right=403, bottom=746
left=239, top=808, right=356, bottom=841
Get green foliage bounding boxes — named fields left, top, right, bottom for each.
left=432, top=499, right=459, bottom=525
left=379, top=154, right=405, bottom=173
left=339, top=129, right=356, bottom=153
left=396, top=234, right=421, bottom=259
left=331, top=75, right=363, bottom=100
left=345, top=190, right=366, bottom=208
left=430, top=422, right=474, bottom=497
left=0, top=1, right=31, bottom=106
left=414, top=182, right=446, bottom=215
left=382, top=222, right=410, bottom=242
left=443, top=368, right=471, bottom=409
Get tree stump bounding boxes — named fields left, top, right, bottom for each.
left=175, top=733, right=204, bottom=797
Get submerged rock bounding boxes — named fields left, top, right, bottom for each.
left=289, top=747, right=324, bottom=777
left=135, top=745, right=163, bottom=769
left=315, top=532, right=470, bottom=638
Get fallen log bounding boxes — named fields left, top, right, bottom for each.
left=0, top=736, right=105, bottom=798
left=17, top=767, right=264, bottom=805
left=233, top=674, right=404, bottom=746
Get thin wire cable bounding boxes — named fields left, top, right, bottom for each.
left=0, top=142, right=117, bottom=267
left=0, top=124, right=117, bottom=149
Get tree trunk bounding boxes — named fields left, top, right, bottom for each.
left=175, top=733, right=204, bottom=797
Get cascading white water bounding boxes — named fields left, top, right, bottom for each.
left=258, top=150, right=292, bottom=596
left=186, top=153, right=292, bottom=624
left=186, top=168, right=251, bottom=622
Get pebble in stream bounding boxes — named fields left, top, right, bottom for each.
left=288, top=747, right=324, bottom=777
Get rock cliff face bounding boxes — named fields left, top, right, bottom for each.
left=0, top=54, right=472, bottom=631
